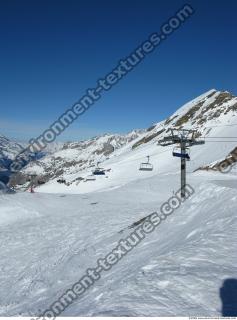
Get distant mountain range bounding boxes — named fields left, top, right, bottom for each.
left=1, top=89, right=237, bottom=190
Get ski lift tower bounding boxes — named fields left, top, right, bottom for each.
left=158, top=128, right=205, bottom=198
left=28, top=173, right=37, bottom=193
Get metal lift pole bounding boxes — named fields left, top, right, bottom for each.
left=30, top=177, right=34, bottom=193
left=29, top=174, right=36, bottom=193
left=180, top=140, right=186, bottom=198
left=158, top=128, right=205, bottom=199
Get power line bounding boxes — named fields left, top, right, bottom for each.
left=202, top=141, right=237, bottom=143
left=201, top=123, right=237, bottom=128
left=200, top=137, right=237, bottom=138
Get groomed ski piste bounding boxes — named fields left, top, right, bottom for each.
left=1, top=90, right=237, bottom=316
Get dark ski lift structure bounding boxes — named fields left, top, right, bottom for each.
left=139, top=156, right=153, bottom=171
left=28, top=173, right=37, bottom=193
left=173, top=146, right=190, bottom=160
left=92, top=162, right=106, bottom=175
left=158, top=128, right=205, bottom=198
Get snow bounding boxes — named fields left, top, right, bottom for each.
left=1, top=89, right=237, bottom=316
left=23, top=165, right=45, bottom=175
left=20, top=132, right=142, bottom=179
left=171, top=89, right=217, bottom=118
left=0, top=170, right=236, bottom=316
left=0, top=134, right=23, bottom=160
left=17, top=88, right=236, bottom=196
left=36, top=119, right=237, bottom=195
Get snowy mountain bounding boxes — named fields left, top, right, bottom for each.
left=0, top=135, right=64, bottom=186
left=1, top=89, right=237, bottom=316
left=0, top=134, right=24, bottom=170
left=15, top=88, right=237, bottom=192
left=43, top=141, right=66, bottom=154
left=11, top=130, right=143, bottom=187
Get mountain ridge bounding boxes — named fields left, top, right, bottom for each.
left=2, top=88, right=237, bottom=190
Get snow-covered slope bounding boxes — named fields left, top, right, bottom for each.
left=1, top=89, right=237, bottom=316
left=0, top=134, right=52, bottom=185
left=0, top=135, right=24, bottom=170
left=14, top=131, right=143, bottom=186
left=0, top=171, right=236, bottom=316
left=23, top=88, right=237, bottom=194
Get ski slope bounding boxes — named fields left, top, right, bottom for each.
left=0, top=170, right=237, bottom=316
left=30, top=88, right=237, bottom=195
left=1, top=89, right=237, bottom=316
left=37, top=121, right=237, bottom=195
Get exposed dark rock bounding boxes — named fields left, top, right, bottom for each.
left=164, top=115, right=178, bottom=125
left=196, top=145, right=237, bottom=172
left=175, top=102, right=204, bottom=127
left=93, top=143, right=114, bottom=156
left=147, top=124, right=156, bottom=132
left=132, top=129, right=165, bottom=149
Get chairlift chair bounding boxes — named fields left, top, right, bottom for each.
left=92, top=162, right=106, bottom=175
left=139, top=156, right=153, bottom=171
left=93, top=168, right=106, bottom=175
left=84, top=175, right=96, bottom=182
left=172, top=147, right=190, bottom=160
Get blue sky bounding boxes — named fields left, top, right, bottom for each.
left=0, top=0, right=236, bottom=141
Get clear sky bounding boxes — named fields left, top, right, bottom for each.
left=0, top=0, right=236, bottom=141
